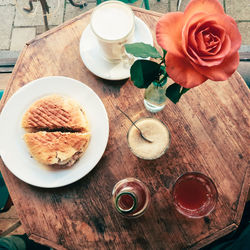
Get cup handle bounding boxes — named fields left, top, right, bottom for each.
left=120, top=44, right=135, bottom=68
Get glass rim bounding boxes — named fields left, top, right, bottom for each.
left=127, top=117, right=171, bottom=160
left=115, top=191, right=137, bottom=214
left=112, top=177, right=151, bottom=217
left=172, top=172, right=218, bottom=218
left=90, top=0, right=135, bottom=43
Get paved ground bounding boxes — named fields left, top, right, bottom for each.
left=0, top=0, right=249, bottom=56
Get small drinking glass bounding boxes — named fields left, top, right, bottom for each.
left=90, top=1, right=135, bottom=62
left=172, top=172, right=218, bottom=218
left=127, top=117, right=170, bottom=160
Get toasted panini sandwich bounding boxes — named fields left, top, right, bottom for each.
left=22, top=94, right=91, bottom=168
left=24, top=132, right=90, bottom=168
left=22, top=95, right=89, bottom=132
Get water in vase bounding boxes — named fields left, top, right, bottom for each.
left=144, top=82, right=167, bottom=113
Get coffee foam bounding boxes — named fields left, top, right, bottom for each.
left=91, top=3, right=134, bottom=41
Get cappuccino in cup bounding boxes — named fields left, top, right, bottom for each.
left=90, top=1, right=135, bottom=62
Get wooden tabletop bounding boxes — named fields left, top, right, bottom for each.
left=0, top=7, right=249, bottom=250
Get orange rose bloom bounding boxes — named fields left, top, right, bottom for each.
left=156, top=0, right=241, bottom=88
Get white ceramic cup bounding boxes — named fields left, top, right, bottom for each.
left=90, top=1, right=135, bottom=62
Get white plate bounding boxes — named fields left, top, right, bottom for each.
left=79, top=16, right=153, bottom=80
left=0, top=76, right=109, bottom=188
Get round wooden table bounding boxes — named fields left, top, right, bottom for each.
left=0, top=7, right=249, bottom=250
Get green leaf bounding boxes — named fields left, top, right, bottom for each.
left=131, top=60, right=161, bottom=88
left=162, top=49, right=167, bottom=58
left=125, top=43, right=161, bottom=59
left=165, top=83, right=190, bottom=104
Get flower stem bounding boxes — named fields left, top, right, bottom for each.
left=160, top=58, right=165, bottom=65
left=158, top=73, right=168, bottom=87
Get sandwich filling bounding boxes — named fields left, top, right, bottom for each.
left=24, top=132, right=90, bottom=168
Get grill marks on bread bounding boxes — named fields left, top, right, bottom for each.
left=28, top=104, right=70, bottom=129
left=22, top=95, right=89, bottom=133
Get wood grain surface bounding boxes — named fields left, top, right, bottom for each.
left=0, top=7, right=249, bottom=250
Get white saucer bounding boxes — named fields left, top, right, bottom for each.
left=79, top=16, right=153, bottom=81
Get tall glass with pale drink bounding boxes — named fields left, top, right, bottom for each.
left=90, top=1, right=135, bottom=62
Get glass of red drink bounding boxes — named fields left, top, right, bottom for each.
left=172, top=172, right=218, bottom=218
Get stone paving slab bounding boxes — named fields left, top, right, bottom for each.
left=0, top=0, right=15, bottom=5
left=64, top=1, right=96, bottom=22
left=14, top=0, right=64, bottom=26
left=35, top=25, right=56, bottom=35
left=174, top=0, right=224, bottom=12
left=0, top=5, right=15, bottom=50
left=0, top=50, right=19, bottom=60
left=10, top=27, right=36, bottom=51
left=226, top=0, right=250, bottom=21
left=148, top=0, right=169, bottom=13
left=238, top=22, right=250, bottom=45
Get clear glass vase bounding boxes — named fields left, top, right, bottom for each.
left=144, top=81, right=167, bottom=113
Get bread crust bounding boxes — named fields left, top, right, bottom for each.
left=22, top=95, right=89, bottom=132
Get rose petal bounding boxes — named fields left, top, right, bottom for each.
left=188, top=46, right=224, bottom=66
left=188, top=35, right=231, bottom=66
left=165, top=52, right=207, bottom=88
left=186, top=14, right=241, bottom=55
left=218, top=15, right=241, bottom=54
left=182, top=12, right=206, bottom=57
left=184, top=1, right=240, bottom=53
left=182, top=13, right=237, bottom=64
left=156, top=12, right=184, bottom=57
left=199, top=35, right=231, bottom=61
left=196, top=24, right=225, bottom=55
left=192, top=52, right=239, bottom=81
left=184, top=0, right=224, bottom=20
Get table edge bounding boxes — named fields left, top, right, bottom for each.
left=27, top=6, right=162, bottom=46
left=189, top=223, right=238, bottom=249
left=29, top=233, right=67, bottom=250
left=234, top=71, right=249, bottom=88
left=234, top=166, right=250, bottom=224
left=28, top=223, right=239, bottom=250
